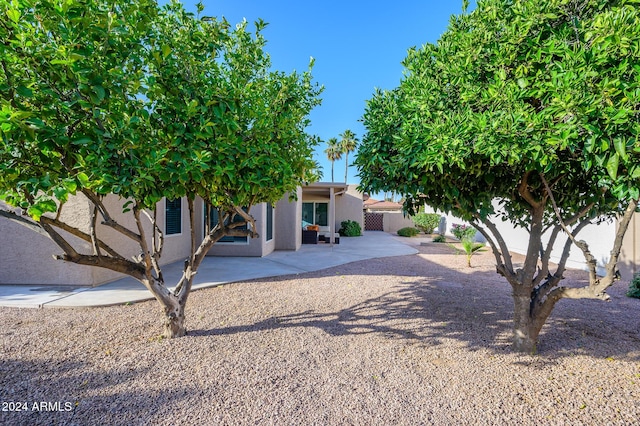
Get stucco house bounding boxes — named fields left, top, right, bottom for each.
left=0, top=183, right=364, bottom=286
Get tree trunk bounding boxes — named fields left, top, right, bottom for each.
left=163, top=297, right=187, bottom=338
left=512, top=292, right=543, bottom=354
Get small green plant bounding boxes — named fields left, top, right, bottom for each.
left=413, top=213, right=440, bottom=234
left=451, top=223, right=477, bottom=241
left=339, top=220, right=362, bottom=236
left=448, top=239, right=485, bottom=267
left=432, top=235, right=446, bottom=243
left=627, top=274, right=640, bottom=299
left=397, top=227, right=420, bottom=237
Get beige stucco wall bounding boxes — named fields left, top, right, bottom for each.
left=88, top=195, right=193, bottom=283
left=0, top=197, right=100, bottom=285
left=335, top=185, right=364, bottom=233
left=382, top=212, right=416, bottom=233
left=0, top=194, right=194, bottom=286
left=275, top=189, right=302, bottom=251
left=619, top=213, right=640, bottom=281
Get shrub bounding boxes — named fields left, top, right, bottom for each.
left=339, top=220, right=362, bottom=237
left=413, top=213, right=440, bottom=234
left=432, top=235, right=446, bottom=243
left=627, top=274, right=640, bottom=299
left=451, top=223, right=477, bottom=241
left=397, top=227, right=420, bottom=237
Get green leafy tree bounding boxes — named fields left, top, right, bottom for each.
left=0, top=0, right=322, bottom=337
left=324, top=137, right=342, bottom=182
left=356, top=0, right=640, bottom=353
left=339, top=129, right=358, bottom=183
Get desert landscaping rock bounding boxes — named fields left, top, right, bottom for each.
left=1, top=245, right=639, bottom=425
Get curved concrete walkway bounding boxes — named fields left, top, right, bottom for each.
left=0, top=232, right=417, bottom=308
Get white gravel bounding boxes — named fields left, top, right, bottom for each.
left=1, top=243, right=639, bottom=425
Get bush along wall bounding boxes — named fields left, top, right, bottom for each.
left=397, top=227, right=420, bottom=237
left=339, top=220, right=362, bottom=237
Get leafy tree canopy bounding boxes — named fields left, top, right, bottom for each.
left=356, top=0, right=640, bottom=352
left=0, top=0, right=322, bottom=337
left=359, top=0, right=639, bottom=225
left=1, top=0, right=321, bottom=218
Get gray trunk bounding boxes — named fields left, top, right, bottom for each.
left=512, top=293, right=543, bottom=354
left=163, top=298, right=187, bottom=338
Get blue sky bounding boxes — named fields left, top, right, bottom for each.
left=182, top=1, right=474, bottom=187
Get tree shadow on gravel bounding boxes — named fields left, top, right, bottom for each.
left=191, top=252, right=640, bottom=361
left=0, top=357, right=192, bottom=426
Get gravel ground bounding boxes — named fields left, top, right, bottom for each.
left=1, top=241, right=639, bottom=425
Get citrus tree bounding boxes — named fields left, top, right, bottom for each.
left=356, top=0, right=640, bottom=352
left=0, top=0, right=322, bottom=337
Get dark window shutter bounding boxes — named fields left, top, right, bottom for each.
left=165, top=198, right=182, bottom=235
left=266, top=203, right=273, bottom=241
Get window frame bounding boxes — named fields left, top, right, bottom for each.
left=205, top=205, right=250, bottom=245
left=302, top=201, right=329, bottom=227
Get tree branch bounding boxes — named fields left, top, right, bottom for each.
left=175, top=197, right=197, bottom=300
left=90, top=203, right=101, bottom=256
left=1, top=205, right=123, bottom=260
left=141, top=207, right=163, bottom=281
left=81, top=190, right=142, bottom=243
left=231, top=205, right=258, bottom=238
left=132, top=203, right=154, bottom=277
left=532, top=218, right=591, bottom=307
left=0, top=208, right=52, bottom=240
left=601, top=199, right=638, bottom=285
left=540, top=173, right=599, bottom=284
left=37, top=216, right=144, bottom=279
left=518, top=171, right=543, bottom=209
left=472, top=215, right=518, bottom=285
left=534, top=199, right=638, bottom=321
left=39, top=216, right=124, bottom=259
left=533, top=224, right=562, bottom=287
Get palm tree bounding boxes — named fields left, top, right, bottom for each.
left=324, top=137, right=342, bottom=182
left=339, top=129, right=358, bottom=183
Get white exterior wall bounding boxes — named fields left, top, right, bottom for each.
left=335, top=185, right=364, bottom=233
left=424, top=203, right=615, bottom=275
left=275, top=189, right=302, bottom=251
left=492, top=215, right=615, bottom=276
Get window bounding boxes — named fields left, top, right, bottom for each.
left=207, top=206, right=249, bottom=244
left=315, top=203, right=328, bottom=226
left=302, top=202, right=314, bottom=226
left=165, top=198, right=182, bottom=235
left=302, top=202, right=328, bottom=227
left=266, top=203, right=273, bottom=241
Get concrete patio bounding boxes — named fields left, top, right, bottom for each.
left=0, top=231, right=417, bottom=308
